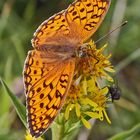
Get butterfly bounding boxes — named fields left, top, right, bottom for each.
left=23, top=0, right=111, bottom=138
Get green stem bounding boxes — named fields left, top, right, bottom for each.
left=51, top=122, right=62, bottom=140
left=51, top=116, right=65, bottom=140
left=51, top=114, right=81, bottom=140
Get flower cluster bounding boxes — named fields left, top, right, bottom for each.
left=63, top=40, right=115, bottom=128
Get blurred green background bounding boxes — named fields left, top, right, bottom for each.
left=0, top=0, right=140, bottom=140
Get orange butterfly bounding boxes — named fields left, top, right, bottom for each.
left=23, top=0, right=111, bottom=138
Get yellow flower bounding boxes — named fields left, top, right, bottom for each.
left=63, top=40, right=114, bottom=128
left=25, top=131, right=44, bottom=140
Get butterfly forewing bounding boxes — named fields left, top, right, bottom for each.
left=24, top=51, right=75, bottom=137
left=65, top=0, right=111, bottom=42
left=32, top=0, right=111, bottom=48
left=32, top=11, right=70, bottom=47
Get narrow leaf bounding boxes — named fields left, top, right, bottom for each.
left=0, top=78, right=27, bottom=128
left=108, top=123, right=140, bottom=140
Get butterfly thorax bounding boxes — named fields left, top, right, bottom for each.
left=34, top=42, right=96, bottom=59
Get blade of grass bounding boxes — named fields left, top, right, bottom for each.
left=0, top=78, right=27, bottom=128
left=11, top=35, right=25, bottom=68
left=115, top=48, right=140, bottom=72
left=108, top=123, right=140, bottom=140
left=23, top=0, right=36, bottom=23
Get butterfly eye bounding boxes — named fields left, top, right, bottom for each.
left=78, top=50, right=87, bottom=58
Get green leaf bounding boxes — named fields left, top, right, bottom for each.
left=108, top=123, right=140, bottom=140
left=0, top=78, right=27, bottom=128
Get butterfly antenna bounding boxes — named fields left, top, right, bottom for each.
left=95, top=21, right=128, bottom=44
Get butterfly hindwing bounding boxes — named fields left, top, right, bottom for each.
left=23, top=50, right=75, bottom=137
left=23, top=50, right=61, bottom=94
